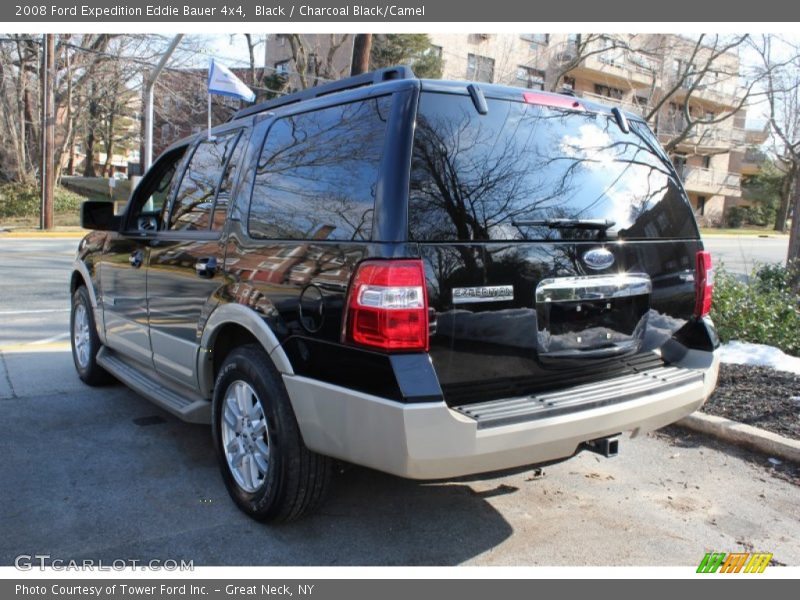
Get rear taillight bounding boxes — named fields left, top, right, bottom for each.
left=343, top=259, right=429, bottom=352
left=694, top=251, right=713, bottom=317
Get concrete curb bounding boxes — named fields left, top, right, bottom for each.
left=700, top=233, right=788, bottom=239
left=677, top=412, right=800, bottom=464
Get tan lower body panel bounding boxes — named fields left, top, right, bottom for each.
left=283, top=349, right=720, bottom=480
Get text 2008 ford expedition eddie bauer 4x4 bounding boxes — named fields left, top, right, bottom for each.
left=70, top=66, right=719, bottom=521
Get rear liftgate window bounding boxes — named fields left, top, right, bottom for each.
left=248, top=96, right=392, bottom=241
left=409, top=92, right=698, bottom=242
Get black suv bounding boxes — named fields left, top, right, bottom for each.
left=71, top=66, right=719, bottom=521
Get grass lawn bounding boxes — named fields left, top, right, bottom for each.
left=0, top=177, right=129, bottom=230
left=0, top=214, right=82, bottom=228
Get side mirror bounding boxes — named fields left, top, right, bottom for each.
left=81, top=201, right=121, bottom=231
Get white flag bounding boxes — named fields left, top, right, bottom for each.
left=208, top=59, right=255, bottom=102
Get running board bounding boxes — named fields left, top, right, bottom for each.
left=454, top=364, right=703, bottom=429
left=97, top=347, right=211, bottom=424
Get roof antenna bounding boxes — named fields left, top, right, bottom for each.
left=611, top=107, right=630, bottom=133
left=467, top=84, right=489, bottom=115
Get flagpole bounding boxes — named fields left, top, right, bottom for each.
left=207, top=93, right=212, bottom=140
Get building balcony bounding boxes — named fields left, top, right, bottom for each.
left=572, top=52, right=657, bottom=88
left=740, top=148, right=768, bottom=176
left=577, top=91, right=650, bottom=117
left=657, top=119, right=747, bottom=150
left=667, top=78, right=740, bottom=110
left=679, top=166, right=741, bottom=197
left=577, top=92, right=747, bottom=152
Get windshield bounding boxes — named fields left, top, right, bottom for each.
left=409, top=92, right=699, bottom=241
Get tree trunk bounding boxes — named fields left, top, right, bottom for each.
left=83, top=81, right=99, bottom=177
left=54, top=44, right=73, bottom=184
left=351, top=34, right=372, bottom=76
left=43, top=33, right=55, bottom=230
left=245, top=34, right=257, bottom=86
left=774, top=163, right=795, bottom=232
left=23, top=86, right=36, bottom=182
left=83, top=130, right=96, bottom=177
left=787, top=166, right=800, bottom=291
left=67, top=140, right=75, bottom=176
left=101, top=104, right=116, bottom=177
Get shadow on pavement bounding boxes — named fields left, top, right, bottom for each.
left=0, top=350, right=514, bottom=566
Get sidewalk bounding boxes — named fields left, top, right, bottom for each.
left=0, top=227, right=86, bottom=238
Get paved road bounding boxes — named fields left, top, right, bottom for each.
left=0, top=238, right=77, bottom=347
left=0, top=237, right=798, bottom=566
left=703, top=234, right=789, bottom=275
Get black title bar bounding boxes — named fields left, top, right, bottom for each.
left=3, top=0, right=800, bottom=22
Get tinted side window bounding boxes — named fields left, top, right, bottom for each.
left=169, top=132, right=241, bottom=231
left=125, top=146, right=187, bottom=231
left=248, top=96, right=391, bottom=241
left=211, top=132, right=247, bottom=230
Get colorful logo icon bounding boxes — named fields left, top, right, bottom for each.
left=697, top=552, right=773, bottom=573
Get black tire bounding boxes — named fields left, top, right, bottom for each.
left=211, top=344, right=332, bottom=522
left=70, top=286, right=114, bottom=386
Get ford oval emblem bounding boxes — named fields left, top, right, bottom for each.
left=583, top=248, right=615, bottom=270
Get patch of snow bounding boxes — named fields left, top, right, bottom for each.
left=719, top=341, right=800, bottom=375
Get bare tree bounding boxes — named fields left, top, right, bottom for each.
left=0, top=35, right=42, bottom=183
left=643, top=35, right=755, bottom=153
left=543, top=34, right=784, bottom=160
left=286, top=34, right=351, bottom=89
left=755, top=36, right=800, bottom=275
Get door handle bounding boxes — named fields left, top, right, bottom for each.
left=128, top=250, right=144, bottom=268
left=195, top=256, right=218, bottom=278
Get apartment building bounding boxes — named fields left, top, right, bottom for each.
left=426, top=33, right=768, bottom=225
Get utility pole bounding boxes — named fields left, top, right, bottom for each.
left=40, top=33, right=55, bottom=230
left=143, top=34, right=183, bottom=170
left=350, top=34, right=372, bottom=76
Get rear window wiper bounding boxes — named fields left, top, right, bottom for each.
left=512, top=218, right=616, bottom=230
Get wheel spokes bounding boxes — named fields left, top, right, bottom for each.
left=220, top=379, right=271, bottom=494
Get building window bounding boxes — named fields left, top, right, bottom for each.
left=594, top=84, right=624, bottom=100
left=702, top=155, right=712, bottom=169
left=672, top=154, right=687, bottom=177
left=466, top=53, right=494, bottom=83
left=305, top=53, right=318, bottom=74
left=561, top=76, right=575, bottom=92
left=697, top=196, right=707, bottom=216
left=427, top=45, right=442, bottom=59
left=276, top=34, right=286, bottom=47
left=673, top=59, right=696, bottom=88
left=598, top=36, right=624, bottom=66
left=629, top=53, right=655, bottom=73
left=567, top=33, right=581, bottom=50
left=520, top=33, right=549, bottom=45
left=516, top=66, right=545, bottom=90
left=274, top=60, right=290, bottom=75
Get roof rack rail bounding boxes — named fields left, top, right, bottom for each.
left=229, top=65, right=416, bottom=121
